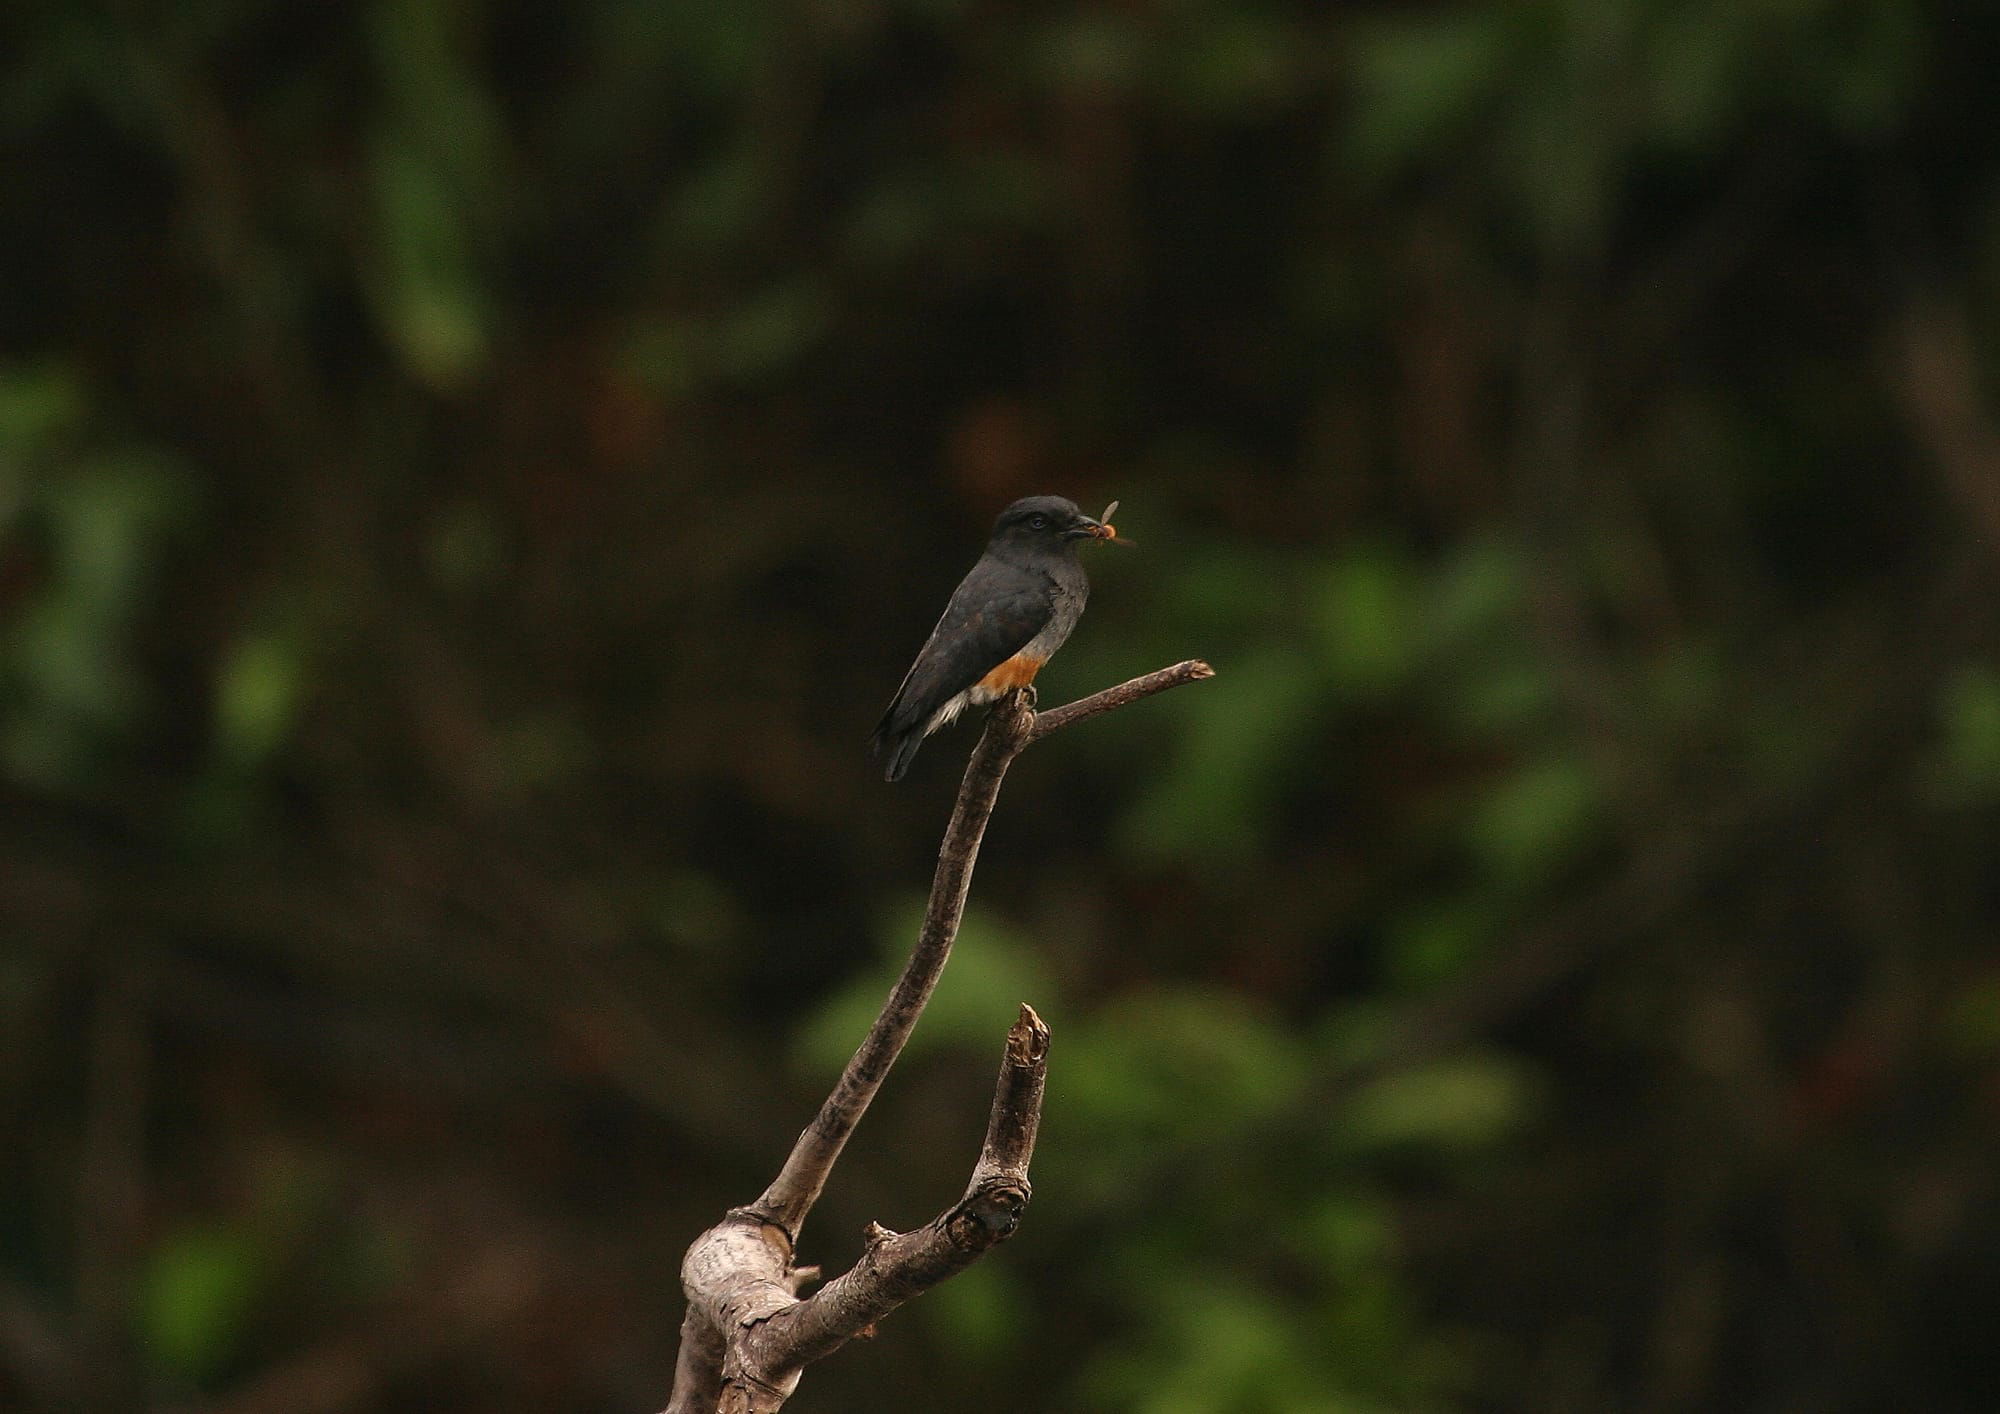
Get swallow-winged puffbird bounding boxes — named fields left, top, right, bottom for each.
left=870, top=495, right=1116, bottom=781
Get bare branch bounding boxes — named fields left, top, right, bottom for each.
left=1030, top=659, right=1215, bottom=739
left=666, top=659, right=1210, bottom=1413
left=747, top=1005, right=1051, bottom=1372
left=974, top=1002, right=1050, bottom=1180
left=662, top=1308, right=725, bottom=1414
left=747, top=690, right=1037, bottom=1241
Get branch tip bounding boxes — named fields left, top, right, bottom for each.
left=1008, top=1004, right=1050, bottom=1064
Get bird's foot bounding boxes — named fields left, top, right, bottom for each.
left=990, top=684, right=1037, bottom=724
left=984, top=686, right=1038, bottom=749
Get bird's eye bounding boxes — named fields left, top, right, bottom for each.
left=1028, top=514, right=1048, bottom=530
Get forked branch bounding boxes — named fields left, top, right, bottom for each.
left=664, top=660, right=1212, bottom=1414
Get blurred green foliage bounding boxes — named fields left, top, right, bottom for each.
left=0, top=366, right=192, bottom=790
left=142, top=1224, right=266, bottom=1384
left=6, top=0, right=2000, bottom=1410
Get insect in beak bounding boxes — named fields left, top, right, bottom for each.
left=1094, top=500, right=1133, bottom=546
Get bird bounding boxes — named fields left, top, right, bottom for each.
left=871, top=495, right=1120, bottom=781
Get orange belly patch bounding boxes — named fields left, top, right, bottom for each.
left=977, top=653, right=1046, bottom=693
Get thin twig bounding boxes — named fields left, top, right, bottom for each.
left=1030, top=659, right=1214, bottom=739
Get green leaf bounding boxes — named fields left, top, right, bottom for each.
left=1117, top=648, right=1323, bottom=864
left=364, top=133, right=489, bottom=390
left=1944, top=976, right=2000, bottom=1056
left=357, top=0, right=503, bottom=392
left=714, top=280, right=833, bottom=382
left=2, top=453, right=190, bottom=788
left=1464, top=752, right=1601, bottom=885
left=1058, top=987, right=1305, bottom=1157
left=923, top=1260, right=1026, bottom=1363
left=1312, top=542, right=1419, bottom=699
left=214, top=630, right=305, bottom=768
left=1383, top=896, right=1500, bottom=991
left=140, top=1225, right=264, bottom=1383
left=1162, top=12, right=1295, bottom=118
left=1925, top=663, right=2000, bottom=805
left=1339, top=1054, right=1538, bottom=1155
left=0, top=361, right=85, bottom=463
left=1437, top=657, right=1558, bottom=740
left=1291, top=1191, right=1395, bottom=1279
left=1423, top=538, right=1527, bottom=653
left=1347, top=10, right=1519, bottom=177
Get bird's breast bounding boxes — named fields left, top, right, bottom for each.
left=976, top=652, right=1047, bottom=694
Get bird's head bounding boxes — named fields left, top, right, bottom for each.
left=990, top=495, right=1119, bottom=552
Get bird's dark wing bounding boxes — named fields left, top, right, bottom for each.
left=872, top=556, right=1052, bottom=751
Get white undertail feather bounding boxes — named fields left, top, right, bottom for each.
left=924, top=673, right=1023, bottom=737
left=924, top=689, right=969, bottom=735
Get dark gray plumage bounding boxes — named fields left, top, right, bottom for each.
left=871, top=496, right=1106, bottom=781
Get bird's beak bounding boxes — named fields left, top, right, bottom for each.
left=1070, top=500, right=1133, bottom=546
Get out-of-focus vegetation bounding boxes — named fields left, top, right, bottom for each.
left=5, top=1, right=2000, bottom=1409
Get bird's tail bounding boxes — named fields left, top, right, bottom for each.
left=870, top=723, right=925, bottom=782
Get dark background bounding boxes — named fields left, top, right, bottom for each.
left=7, top=2, right=2000, bottom=1410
